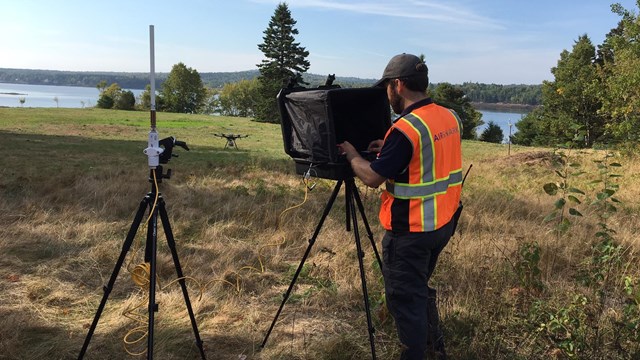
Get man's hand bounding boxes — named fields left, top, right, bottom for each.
left=338, top=141, right=386, bottom=188
left=337, top=141, right=359, bottom=162
left=368, top=139, right=384, bottom=153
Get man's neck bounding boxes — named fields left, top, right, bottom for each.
left=398, top=97, right=433, bottom=119
left=402, top=92, right=429, bottom=111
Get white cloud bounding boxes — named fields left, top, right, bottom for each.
left=251, top=0, right=503, bottom=28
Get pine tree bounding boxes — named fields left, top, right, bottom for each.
left=255, top=2, right=310, bottom=123
left=479, top=121, right=505, bottom=143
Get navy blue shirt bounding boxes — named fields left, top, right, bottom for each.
left=370, top=98, right=434, bottom=179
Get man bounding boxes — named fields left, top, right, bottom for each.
left=338, top=53, right=463, bottom=360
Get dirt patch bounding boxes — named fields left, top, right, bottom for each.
left=484, top=150, right=553, bottom=167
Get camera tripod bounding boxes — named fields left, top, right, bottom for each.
left=78, top=166, right=206, bottom=359
left=261, top=176, right=383, bottom=359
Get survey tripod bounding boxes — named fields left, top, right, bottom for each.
left=261, top=175, right=384, bottom=359
left=78, top=137, right=206, bottom=360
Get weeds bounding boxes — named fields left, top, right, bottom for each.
left=535, top=144, right=640, bottom=358
left=515, top=241, right=544, bottom=295
left=542, top=146, right=586, bottom=236
left=537, top=294, right=589, bottom=358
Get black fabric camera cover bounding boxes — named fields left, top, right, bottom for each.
left=279, top=86, right=391, bottom=165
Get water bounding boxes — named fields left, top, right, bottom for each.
left=1, top=83, right=529, bottom=141
left=0, top=82, right=143, bottom=108
left=477, top=110, right=528, bottom=143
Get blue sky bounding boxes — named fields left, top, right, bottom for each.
left=1, top=0, right=637, bottom=84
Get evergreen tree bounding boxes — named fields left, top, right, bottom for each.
left=255, top=2, right=310, bottom=123
left=511, top=107, right=543, bottom=146
left=114, top=90, right=136, bottom=110
left=96, top=93, right=114, bottom=109
left=479, top=121, right=505, bottom=143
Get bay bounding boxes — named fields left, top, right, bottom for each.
left=0, top=82, right=143, bottom=108
left=477, top=109, right=528, bottom=143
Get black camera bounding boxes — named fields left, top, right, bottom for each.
left=278, top=85, right=391, bottom=180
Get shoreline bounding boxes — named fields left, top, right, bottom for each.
left=0, top=92, right=27, bottom=96
left=472, top=102, right=537, bottom=113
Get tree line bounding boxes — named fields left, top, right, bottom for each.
left=459, top=82, right=542, bottom=105
left=0, top=68, right=542, bottom=106
left=512, top=2, right=640, bottom=149
left=0, top=68, right=373, bottom=90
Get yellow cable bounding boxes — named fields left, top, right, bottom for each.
left=131, top=263, right=151, bottom=287
left=120, top=170, right=312, bottom=355
left=202, top=175, right=312, bottom=298
left=252, top=179, right=310, bottom=273
left=201, top=271, right=242, bottom=295
left=122, top=292, right=149, bottom=356
left=122, top=262, right=151, bottom=356
left=121, top=169, right=196, bottom=356
left=126, top=170, right=160, bottom=274
left=122, top=260, right=205, bottom=355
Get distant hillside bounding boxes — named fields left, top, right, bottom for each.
left=0, top=68, right=374, bottom=90
left=0, top=68, right=541, bottom=105
left=0, top=68, right=152, bottom=89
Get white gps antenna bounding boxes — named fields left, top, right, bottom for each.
left=143, top=25, right=164, bottom=168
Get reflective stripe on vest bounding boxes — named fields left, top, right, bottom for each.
left=387, top=112, right=463, bottom=199
left=385, top=169, right=463, bottom=199
left=380, top=107, right=463, bottom=232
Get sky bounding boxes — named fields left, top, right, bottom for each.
left=1, top=0, right=638, bottom=85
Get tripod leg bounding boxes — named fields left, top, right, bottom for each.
left=78, top=196, right=149, bottom=360
left=345, top=184, right=351, bottom=231
left=347, top=182, right=377, bottom=360
left=350, top=182, right=383, bottom=270
left=147, top=195, right=160, bottom=360
left=261, top=180, right=343, bottom=349
left=158, top=199, right=207, bottom=359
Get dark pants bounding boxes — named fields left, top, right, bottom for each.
left=382, top=219, right=454, bottom=360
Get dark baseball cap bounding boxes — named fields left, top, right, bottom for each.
left=374, top=53, right=429, bottom=87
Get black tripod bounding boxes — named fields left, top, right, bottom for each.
left=261, top=176, right=383, bottom=359
left=78, top=139, right=206, bottom=359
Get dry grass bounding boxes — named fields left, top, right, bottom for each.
left=1, top=108, right=639, bottom=359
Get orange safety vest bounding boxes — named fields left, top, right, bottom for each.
left=379, top=103, right=463, bottom=232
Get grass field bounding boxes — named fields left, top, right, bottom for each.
left=1, top=108, right=639, bottom=359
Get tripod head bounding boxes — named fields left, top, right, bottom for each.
left=148, top=136, right=189, bottom=183
left=159, top=136, right=189, bottom=164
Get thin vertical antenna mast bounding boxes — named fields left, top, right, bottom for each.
left=144, top=25, right=162, bottom=168
left=149, top=25, right=156, bottom=129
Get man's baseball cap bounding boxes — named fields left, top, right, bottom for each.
left=374, top=53, right=429, bottom=87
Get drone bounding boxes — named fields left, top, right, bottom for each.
left=213, top=133, right=249, bottom=149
